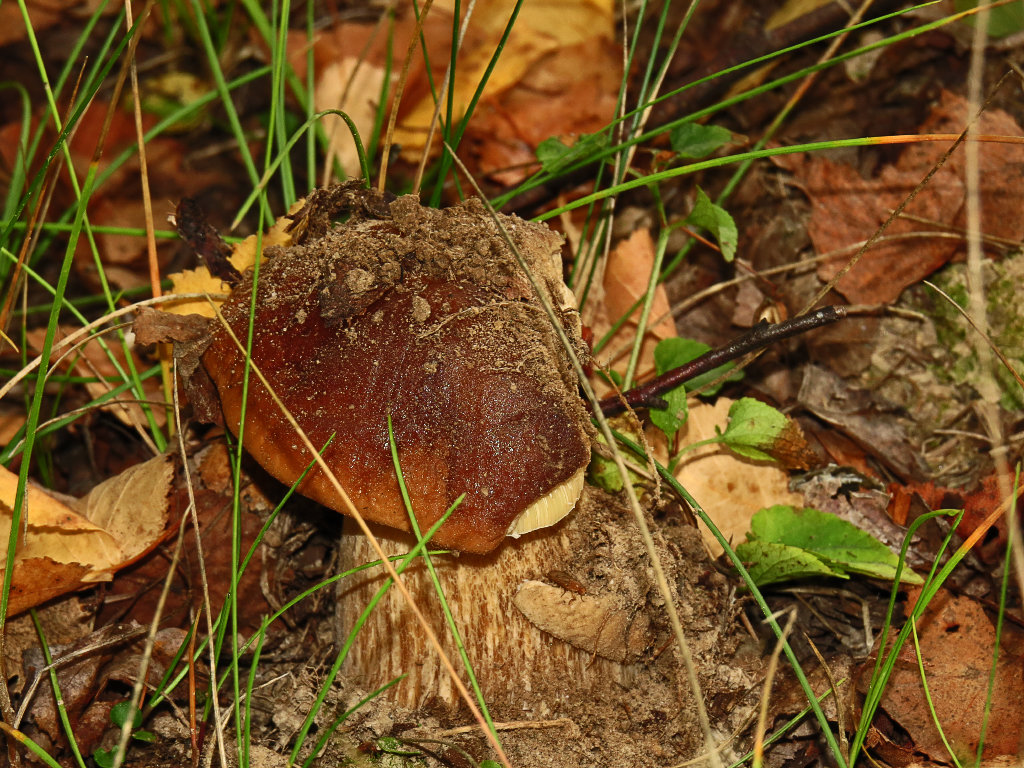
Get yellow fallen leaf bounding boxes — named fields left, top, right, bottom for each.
left=0, top=455, right=173, bottom=616
left=165, top=203, right=300, bottom=318
left=72, top=454, right=175, bottom=566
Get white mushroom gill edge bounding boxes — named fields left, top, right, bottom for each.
left=506, top=466, right=586, bottom=538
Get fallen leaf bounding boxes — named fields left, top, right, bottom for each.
left=26, top=325, right=167, bottom=431
left=586, top=228, right=678, bottom=392
left=164, top=201, right=299, bottom=318
left=0, top=455, right=173, bottom=616
left=24, top=624, right=184, bottom=754
left=290, top=0, right=619, bottom=184
left=776, top=90, right=1024, bottom=303
left=859, top=588, right=1024, bottom=761
left=798, top=364, right=927, bottom=480
left=514, top=579, right=650, bottom=663
left=72, top=454, right=175, bottom=565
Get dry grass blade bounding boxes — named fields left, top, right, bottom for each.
left=446, top=148, right=723, bottom=768
left=204, top=299, right=513, bottom=768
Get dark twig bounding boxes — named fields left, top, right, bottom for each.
left=598, top=305, right=847, bottom=417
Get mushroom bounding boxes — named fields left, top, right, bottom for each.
left=172, top=189, right=750, bottom=760
left=186, top=190, right=592, bottom=555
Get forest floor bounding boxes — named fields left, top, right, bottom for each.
left=0, top=1, right=1022, bottom=767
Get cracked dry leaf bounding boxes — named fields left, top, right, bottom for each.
left=0, top=455, right=173, bottom=615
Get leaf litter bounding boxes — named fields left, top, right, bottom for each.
left=2, top=2, right=1023, bottom=767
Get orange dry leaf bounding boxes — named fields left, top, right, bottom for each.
left=291, top=0, right=619, bottom=184
left=586, top=228, right=678, bottom=391
left=0, top=455, right=173, bottom=616
left=862, top=588, right=1024, bottom=761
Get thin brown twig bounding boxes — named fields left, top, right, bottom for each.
left=599, top=306, right=846, bottom=416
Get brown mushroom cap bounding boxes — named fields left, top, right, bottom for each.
left=196, top=195, right=591, bottom=554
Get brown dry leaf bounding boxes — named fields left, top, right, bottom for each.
left=863, top=588, right=1024, bottom=761
left=799, top=364, right=927, bottom=480
left=0, top=404, right=25, bottom=445
left=393, top=0, right=617, bottom=166
left=0, top=0, right=95, bottom=47
left=0, top=455, right=173, bottom=616
left=71, top=455, right=174, bottom=566
left=77, top=195, right=177, bottom=293
left=25, top=624, right=185, bottom=753
left=586, top=228, right=678, bottom=393
left=776, top=90, right=1024, bottom=304
left=673, top=398, right=802, bottom=557
left=96, top=446, right=275, bottom=633
left=514, top=579, right=650, bottom=663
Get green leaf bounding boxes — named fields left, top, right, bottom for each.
left=736, top=539, right=846, bottom=586
left=654, top=337, right=742, bottom=395
left=747, top=505, right=924, bottom=585
left=649, top=384, right=688, bottom=438
left=109, top=701, right=143, bottom=730
left=719, top=397, right=788, bottom=462
left=587, top=432, right=644, bottom=493
left=670, top=122, right=732, bottom=158
left=94, top=749, right=115, bottom=768
left=536, top=132, right=608, bottom=174
left=684, top=187, right=738, bottom=261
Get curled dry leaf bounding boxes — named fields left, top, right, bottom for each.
left=0, top=455, right=173, bottom=616
left=513, top=579, right=651, bottom=663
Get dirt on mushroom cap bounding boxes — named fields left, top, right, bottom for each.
left=186, top=191, right=592, bottom=554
